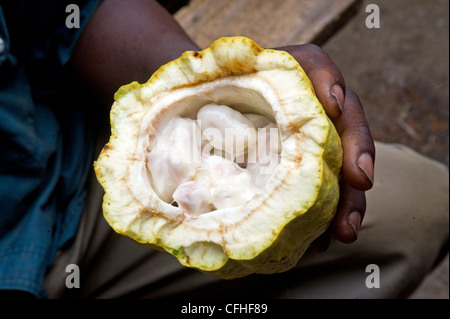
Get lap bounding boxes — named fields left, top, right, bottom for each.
left=42, top=142, right=449, bottom=298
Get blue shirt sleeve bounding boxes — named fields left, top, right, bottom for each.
left=0, top=0, right=101, bottom=297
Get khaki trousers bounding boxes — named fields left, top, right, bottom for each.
left=42, top=141, right=449, bottom=299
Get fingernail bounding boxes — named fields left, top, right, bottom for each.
left=330, top=84, right=344, bottom=113
left=347, top=211, right=361, bottom=240
left=357, top=153, right=374, bottom=185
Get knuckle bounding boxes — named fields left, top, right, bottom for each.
left=301, top=43, right=324, bottom=54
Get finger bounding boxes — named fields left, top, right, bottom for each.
left=310, top=228, right=334, bottom=253
left=279, top=44, right=345, bottom=120
left=332, top=182, right=366, bottom=244
left=310, top=182, right=366, bottom=250
left=334, top=89, right=376, bottom=191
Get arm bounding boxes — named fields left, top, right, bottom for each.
left=71, top=0, right=375, bottom=248
left=71, top=0, right=200, bottom=105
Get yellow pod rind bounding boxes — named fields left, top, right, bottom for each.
left=94, top=37, right=342, bottom=279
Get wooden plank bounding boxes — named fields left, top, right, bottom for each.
left=175, top=0, right=362, bottom=49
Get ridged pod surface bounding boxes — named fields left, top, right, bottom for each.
left=94, top=37, right=342, bottom=279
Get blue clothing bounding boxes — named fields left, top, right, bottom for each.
left=0, top=0, right=100, bottom=297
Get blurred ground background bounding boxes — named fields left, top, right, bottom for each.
left=320, top=0, right=448, bottom=299
left=323, top=0, right=449, bottom=168
left=175, top=0, right=449, bottom=299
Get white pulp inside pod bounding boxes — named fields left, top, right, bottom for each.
left=146, top=103, right=281, bottom=217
